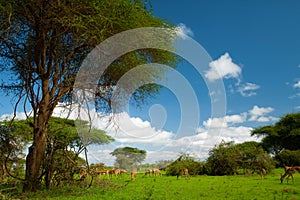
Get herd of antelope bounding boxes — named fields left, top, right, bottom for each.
left=78, top=167, right=189, bottom=181
left=79, top=165, right=300, bottom=184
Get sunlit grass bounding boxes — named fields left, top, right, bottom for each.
left=16, top=169, right=300, bottom=199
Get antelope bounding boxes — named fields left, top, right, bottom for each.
left=177, top=167, right=190, bottom=180
left=284, top=166, right=292, bottom=172
left=152, top=168, right=162, bottom=177
left=109, top=168, right=120, bottom=179
left=145, top=168, right=152, bottom=176
left=131, top=170, right=137, bottom=180
left=95, top=168, right=109, bottom=179
left=280, top=166, right=300, bottom=184
left=260, top=168, right=266, bottom=179
left=119, top=169, right=129, bottom=175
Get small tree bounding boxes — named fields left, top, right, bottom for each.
left=206, top=141, right=240, bottom=176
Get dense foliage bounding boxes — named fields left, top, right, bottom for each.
left=205, top=141, right=274, bottom=176
left=166, top=153, right=205, bottom=176
left=110, top=147, right=146, bottom=170
left=275, top=149, right=300, bottom=167
left=252, top=113, right=300, bottom=155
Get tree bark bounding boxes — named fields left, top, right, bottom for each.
left=23, top=127, right=47, bottom=192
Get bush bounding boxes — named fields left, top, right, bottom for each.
left=166, top=154, right=204, bottom=176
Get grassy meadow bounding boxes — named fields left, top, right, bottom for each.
left=3, top=169, right=300, bottom=200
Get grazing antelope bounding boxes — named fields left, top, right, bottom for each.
left=177, top=167, right=190, bottom=180
left=119, top=169, right=129, bottom=175
left=152, top=168, right=162, bottom=177
left=260, top=168, right=266, bottom=179
left=145, top=168, right=152, bottom=176
left=95, top=168, right=110, bottom=179
left=109, top=168, right=120, bottom=179
left=280, top=166, right=300, bottom=184
left=131, top=170, right=137, bottom=180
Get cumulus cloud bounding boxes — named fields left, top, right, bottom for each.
left=0, top=104, right=272, bottom=164
left=294, top=81, right=300, bottom=88
left=248, top=105, right=277, bottom=122
left=167, top=113, right=257, bottom=161
left=238, top=82, right=260, bottom=97
left=205, top=53, right=241, bottom=81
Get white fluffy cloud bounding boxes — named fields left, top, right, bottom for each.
left=238, top=82, right=260, bottom=97
left=248, top=105, right=277, bottom=122
left=294, top=81, right=300, bottom=88
left=1, top=103, right=277, bottom=165
left=205, top=53, right=241, bottom=81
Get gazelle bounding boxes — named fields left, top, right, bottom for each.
left=260, top=168, right=266, bottom=179
left=109, top=168, right=120, bottom=179
left=131, top=170, right=137, bottom=180
left=119, top=169, right=129, bottom=175
left=280, top=166, right=300, bottom=184
left=177, top=167, right=190, bottom=180
left=152, top=168, right=162, bottom=176
left=95, top=168, right=109, bottom=179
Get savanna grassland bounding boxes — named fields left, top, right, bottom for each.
left=10, top=169, right=299, bottom=200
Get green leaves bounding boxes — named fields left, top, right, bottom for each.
left=110, top=146, right=146, bottom=170
left=251, top=112, right=300, bottom=154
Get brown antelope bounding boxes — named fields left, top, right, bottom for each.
left=109, top=168, right=120, bottom=179
left=131, top=170, right=137, bottom=180
left=119, top=169, right=129, bottom=175
left=284, top=166, right=292, bottom=172
left=260, top=168, right=266, bottom=179
left=95, top=168, right=109, bottom=179
left=145, top=168, right=152, bottom=176
left=152, top=168, right=162, bottom=176
left=79, top=169, right=88, bottom=179
left=280, top=166, right=300, bottom=184
left=177, top=167, right=190, bottom=180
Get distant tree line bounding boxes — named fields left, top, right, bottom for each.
left=165, top=113, right=300, bottom=176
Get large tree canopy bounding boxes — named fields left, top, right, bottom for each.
left=0, top=0, right=177, bottom=191
left=251, top=113, right=300, bottom=155
left=110, top=146, right=146, bottom=170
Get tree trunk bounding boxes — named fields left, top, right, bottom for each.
left=23, top=129, right=47, bottom=192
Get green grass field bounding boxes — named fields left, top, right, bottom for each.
left=6, top=169, right=300, bottom=200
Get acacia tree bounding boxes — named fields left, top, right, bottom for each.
left=0, top=0, right=177, bottom=191
left=251, top=113, right=300, bottom=155
left=110, top=147, right=146, bottom=170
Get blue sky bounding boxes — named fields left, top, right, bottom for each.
left=150, top=0, right=300, bottom=116
left=1, top=1, right=300, bottom=164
